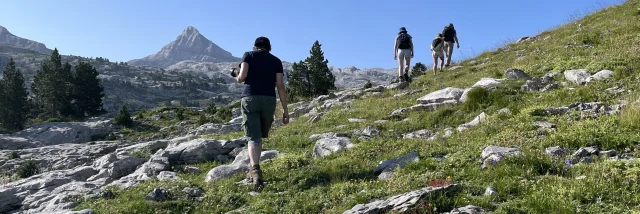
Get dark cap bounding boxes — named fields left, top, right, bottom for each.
left=254, top=36, right=271, bottom=51
left=399, top=27, right=407, bottom=32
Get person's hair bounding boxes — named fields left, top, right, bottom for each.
left=254, top=36, right=272, bottom=52
left=437, top=33, right=443, bottom=38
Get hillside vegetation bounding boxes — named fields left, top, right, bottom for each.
left=76, top=1, right=640, bottom=213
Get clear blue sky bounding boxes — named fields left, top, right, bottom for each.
left=0, top=0, right=625, bottom=69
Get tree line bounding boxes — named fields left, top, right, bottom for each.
left=0, top=48, right=105, bottom=133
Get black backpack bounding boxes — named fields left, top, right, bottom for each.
left=442, top=26, right=455, bottom=41
left=432, top=38, right=443, bottom=49
left=397, top=33, right=411, bottom=49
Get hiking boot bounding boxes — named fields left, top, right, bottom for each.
left=404, top=67, right=412, bottom=82
left=398, top=75, right=406, bottom=82
left=250, top=165, right=264, bottom=192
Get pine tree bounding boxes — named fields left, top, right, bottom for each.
left=72, top=61, right=105, bottom=117
left=31, top=48, right=74, bottom=119
left=363, top=80, right=373, bottom=89
left=0, top=58, right=29, bottom=131
left=114, top=104, right=133, bottom=128
left=286, top=60, right=311, bottom=98
left=305, top=40, right=335, bottom=96
left=411, top=62, right=427, bottom=77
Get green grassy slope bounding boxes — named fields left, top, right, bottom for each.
left=76, top=1, right=640, bottom=213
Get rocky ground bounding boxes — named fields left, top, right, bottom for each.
left=1, top=64, right=637, bottom=213
left=1, top=1, right=640, bottom=213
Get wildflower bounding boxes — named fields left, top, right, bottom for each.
left=608, top=29, right=611, bottom=35
left=565, top=158, right=572, bottom=165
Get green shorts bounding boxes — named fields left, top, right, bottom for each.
left=241, top=95, right=277, bottom=140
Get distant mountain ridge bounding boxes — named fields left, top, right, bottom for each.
left=127, top=26, right=241, bottom=68
left=0, top=25, right=52, bottom=55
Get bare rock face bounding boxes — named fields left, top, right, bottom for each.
left=0, top=25, right=52, bottom=54
left=0, top=118, right=114, bottom=150
left=128, top=26, right=240, bottom=68
left=0, top=142, right=121, bottom=176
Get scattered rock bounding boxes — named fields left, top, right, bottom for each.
left=84, top=189, right=114, bottom=201
left=442, top=128, right=454, bottom=139
left=505, top=68, right=531, bottom=80
left=394, top=89, right=423, bottom=99
left=402, top=129, right=437, bottom=140
left=449, top=66, right=464, bottom=70
left=204, top=149, right=280, bottom=183
left=498, top=108, right=512, bottom=116
left=564, top=69, right=591, bottom=85
left=184, top=166, right=201, bottom=174
left=572, top=146, right=599, bottom=158
left=145, top=188, right=171, bottom=202
left=410, top=101, right=457, bottom=112
left=605, top=86, right=625, bottom=94
left=588, top=70, right=613, bottom=81
left=182, top=187, right=204, bottom=198
left=385, top=82, right=409, bottom=90
left=343, top=184, right=461, bottom=214
left=540, top=102, right=623, bottom=119
left=444, top=205, right=488, bottom=214
left=373, top=152, right=419, bottom=180
left=361, top=126, right=380, bottom=137
left=481, top=146, right=523, bottom=168
left=460, top=78, right=502, bottom=102
left=457, top=112, right=486, bottom=132
left=484, top=187, right=498, bottom=196
left=533, top=121, right=556, bottom=131
left=364, top=85, right=385, bottom=93
left=600, top=150, right=617, bottom=158
left=545, top=146, right=570, bottom=157
left=374, top=120, right=389, bottom=124
left=157, top=171, right=180, bottom=181
left=417, top=87, right=465, bottom=104
left=313, top=137, right=354, bottom=157
left=348, top=118, right=367, bottom=123
left=517, top=36, right=531, bottom=43
left=309, top=132, right=349, bottom=141
left=308, top=112, right=324, bottom=124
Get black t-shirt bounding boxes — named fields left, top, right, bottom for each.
left=240, top=50, right=283, bottom=98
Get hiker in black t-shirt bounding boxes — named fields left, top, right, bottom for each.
left=441, top=23, right=460, bottom=67
left=234, top=36, right=290, bottom=192
left=394, top=27, right=414, bottom=82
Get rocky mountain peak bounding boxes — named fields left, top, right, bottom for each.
left=0, top=25, right=52, bottom=55
left=127, top=26, right=240, bottom=68
left=181, top=26, right=200, bottom=36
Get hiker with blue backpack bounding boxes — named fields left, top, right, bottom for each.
left=394, top=27, right=413, bottom=82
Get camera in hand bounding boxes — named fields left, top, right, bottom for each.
left=230, top=63, right=241, bottom=77
left=230, top=68, right=239, bottom=77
